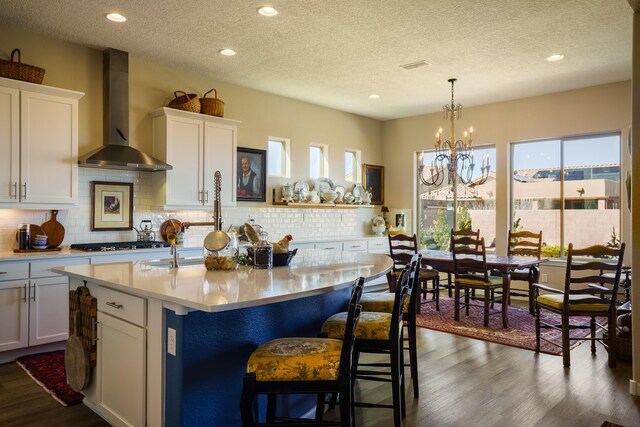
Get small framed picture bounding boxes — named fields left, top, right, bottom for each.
left=91, top=181, right=133, bottom=231
left=363, top=164, right=384, bottom=205
left=237, top=147, right=266, bottom=202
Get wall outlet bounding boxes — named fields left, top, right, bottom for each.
left=167, top=327, right=176, bottom=356
left=540, top=273, right=548, bottom=283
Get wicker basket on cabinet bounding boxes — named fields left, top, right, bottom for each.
left=0, top=49, right=45, bottom=84
left=199, top=88, right=224, bottom=117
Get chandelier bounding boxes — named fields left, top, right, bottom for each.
left=418, top=78, right=490, bottom=187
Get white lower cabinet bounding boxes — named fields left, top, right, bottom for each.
left=96, top=310, right=146, bottom=427
left=0, top=279, right=28, bottom=352
left=28, top=277, right=69, bottom=346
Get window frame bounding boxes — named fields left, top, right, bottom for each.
left=509, top=131, right=622, bottom=260
left=309, top=142, right=329, bottom=178
left=344, top=148, right=362, bottom=183
left=267, top=136, right=291, bottom=178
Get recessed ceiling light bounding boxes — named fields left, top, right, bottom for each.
left=105, top=13, right=127, bottom=23
left=546, top=54, right=564, bottom=62
left=258, top=6, right=279, bottom=16
left=219, top=49, right=237, bottom=56
left=369, top=94, right=380, bottom=99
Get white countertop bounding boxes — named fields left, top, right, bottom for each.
left=54, top=249, right=392, bottom=313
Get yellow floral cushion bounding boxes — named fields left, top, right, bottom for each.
left=247, top=337, right=343, bottom=382
left=359, top=293, right=395, bottom=313
left=537, top=294, right=610, bottom=312
left=457, top=275, right=503, bottom=287
left=322, top=311, right=398, bottom=340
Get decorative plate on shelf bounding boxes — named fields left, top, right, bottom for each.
left=314, top=180, right=331, bottom=193
left=316, top=177, right=335, bottom=190
left=294, top=181, right=309, bottom=194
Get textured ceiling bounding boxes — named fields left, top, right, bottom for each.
left=0, top=0, right=633, bottom=120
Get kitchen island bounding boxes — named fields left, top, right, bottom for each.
left=54, top=249, right=392, bottom=427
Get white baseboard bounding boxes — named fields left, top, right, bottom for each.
left=630, top=379, right=639, bottom=396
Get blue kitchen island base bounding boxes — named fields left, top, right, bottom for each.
left=164, top=287, right=351, bottom=426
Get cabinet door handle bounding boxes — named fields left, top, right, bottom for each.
left=91, top=318, right=99, bottom=344
left=31, top=284, right=35, bottom=302
left=203, top=190, right=209, bottom=204
left=21, top=182, right=27, bottom=199
left=11, top=182, right=17, bottom=199
left=23, top=284, right=27, bottom=302
left=198, top=190, right=202, bottom=203
left=105, top=301, right=123, bottom=309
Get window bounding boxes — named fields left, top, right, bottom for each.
left=511, top=133, right=621, bottom=258
left=310, top=143, right=329, bottom=178
left=344, top=149, right=361, bottom=183
left=417, top=145, right=496, bottom=251
left=267, top=137, right=290, bottom=177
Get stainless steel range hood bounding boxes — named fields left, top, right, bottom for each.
left=78, top=48, right=172, bottom=172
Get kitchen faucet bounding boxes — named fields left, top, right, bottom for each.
left=182, top=171, right=224, bottom=231
left=169, top=244, right=179, bottom=269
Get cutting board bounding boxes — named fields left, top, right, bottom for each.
left=160, top=219, right=183, bottom=242
left=40, top=210, right=65, bottom=248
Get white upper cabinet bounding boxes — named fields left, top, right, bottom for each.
left=150, top=107, right=239, bottom=209
left=0, top=77, right=83, bottom=208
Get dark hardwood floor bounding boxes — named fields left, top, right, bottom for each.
left=1, top=319, right=638, bottom=426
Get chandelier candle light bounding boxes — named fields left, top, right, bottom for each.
left=418, top=78, right=490, bottom=228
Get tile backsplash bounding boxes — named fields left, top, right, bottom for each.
left=0, top=169, right=393, bottom=252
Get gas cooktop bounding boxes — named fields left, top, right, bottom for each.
left=70, top=241, right=171, bottom=252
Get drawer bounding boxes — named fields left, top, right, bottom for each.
left=30, top=257, right=90, bottom=278
left=290, top=242, right=315, bottom=250
left=315, top=241, right=343, bottom=251
left=343, top=240, right=368, bottom=252
left=367, top=238, right=389, bottom=253
left=0, top=262, right=29, bottom=281
left=94, top=286, right=146, bottom=327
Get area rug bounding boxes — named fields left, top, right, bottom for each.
left=417, top=297, right=601, bottom=355
left=16, top=350, right=84, bottom=406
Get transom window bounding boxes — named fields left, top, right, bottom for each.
left=345, top=149, right=361, bottom=183
left=267, top=137, right=291, bottom=178
left=310, top=143, right=329, bottom=178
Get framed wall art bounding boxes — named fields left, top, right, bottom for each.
left=91, top=181, right=133, bottom=231
left=237, top=147, right=267, bottom=202
left=363, top=164, right=384, bottom=205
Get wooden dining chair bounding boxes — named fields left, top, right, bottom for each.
left=493, top=229, right=542, bottom=313
left=532, top=243, right=625, bottom=368
left=451, top=229, right=505, bottom=327
left=442, top=228, right=481, bottom=298
left=386, top=233, right=440, bottom=311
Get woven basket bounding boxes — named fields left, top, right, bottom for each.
left=167, top=91, right=201, bottom=113
left=0, top=49, right=45, bottom=84
left=200, top=88, right=224, bottom=117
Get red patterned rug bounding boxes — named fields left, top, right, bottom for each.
left=16, top=350, right=84, bottom=406
left=417, top=297, right=600, bottom=355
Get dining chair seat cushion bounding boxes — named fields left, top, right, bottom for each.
left=359, top=292, right=395, bottom=313
left=457, top=274, right=503, bottom=287
left=322, top=311, right=398, bottom=340
left=246, top=337, right=343, bottom=382
left=536, top=294, right=611, bottom=312
left=391, top=269, right=438, bottom=280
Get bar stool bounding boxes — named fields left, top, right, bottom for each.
left=356, top=253, right=422, bottom=398
left=320, top=266, right=411, bottom=427
left=240, top=277, right=364, bottom=427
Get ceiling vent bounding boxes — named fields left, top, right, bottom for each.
left=400, top=60, right=431, bottom=70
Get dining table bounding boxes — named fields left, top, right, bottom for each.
left=419, top=249, right=548, bottom=327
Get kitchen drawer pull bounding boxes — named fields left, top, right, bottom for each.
left=105, top=301, right=124, bottom=309
left=0, top=271, right=6, bottom=274
left=323, top=247, right=336, bottom=250
left=350, top=245, right=363, bottom=249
